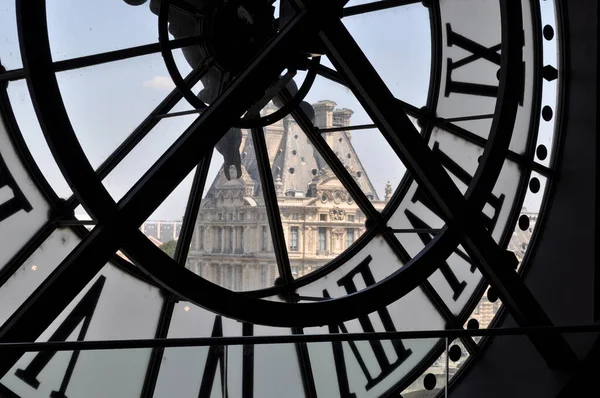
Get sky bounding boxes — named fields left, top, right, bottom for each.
left=0, top=0, right=557, bottom=221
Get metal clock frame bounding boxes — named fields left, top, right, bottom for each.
left=0, top=0, right=576, bottom=396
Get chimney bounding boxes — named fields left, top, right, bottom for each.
left=312, top=100, right=337, bottom=128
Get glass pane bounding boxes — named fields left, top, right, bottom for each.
left=265, top=113, right=370, bottom=275
left=0, top=110, right=51, bottom=273
left=342, top=2, right=431, bottom=107
left=46, top=0, right=158, bottom=61
left=253, top=343, right=305, bottom=398
left=0, top=229, right=78, bottom=328
left=0, top=2, right=22, bottom=70
left=44, top=264, right=162, bottom=341
left=184, top=138, right=281, bottom=291
left=152, top=346, right=214, bottom=398
left=166, top=301, right=297, bottom=339
left=6, top=80, right=72, bottom=198
left=141, top=167, right=195, bottom=257
left=1, top=348, right=151, bottom=398
left=55, top=53, right=179, bottom=170
left=0, top=263, right=163, bottom=396
left=102, top=113, right=198, bottom=201
left=156, top=303, right=305, bottom=397
left=302, top=72, right=377, bottom=130
left=299, top=71, right=412, bottom=206
left=343, top=128, right=407, bottom=200
left=156, top=343, right=304, bottom=398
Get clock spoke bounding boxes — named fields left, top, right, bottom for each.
left=443, top=114, right=495, bottom=123
left=140, top=152, right=215, bottom=398
left=140, top=295, right=176, bottom=398
left=250, top=125, right=319, bottom=395
left=173, top=155, right=214, bottom=265
left=380, top=222, right=470, bottom=337
left=110, top=15, right=319, bottom=226
left=315, top=64, right=426, bottom=123
left=251, top=128, right=295, bottom=285
left=139, top=154, right=212, bottom=396
left=0, top=36, right=202, bottom=84
left=316, top=123, right=377, bottom=134
left=62, top=59, right=211, bottom=211
left=140, top=155, right=215, bottom=397
left=278, top=88, right=382, bottom=222
left=320, top=18, right=470, bottom=229
left=342, top=0, right=425, bottom=18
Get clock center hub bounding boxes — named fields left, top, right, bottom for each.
left=203, top=1, right=276, bottom=74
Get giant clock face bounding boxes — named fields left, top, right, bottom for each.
left=0, top=0, right=561, bottom=397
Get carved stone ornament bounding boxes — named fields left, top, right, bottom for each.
left=329, top=207, right=346, bottom=221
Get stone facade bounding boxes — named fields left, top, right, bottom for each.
left=185, top=101, right=387, bottom=291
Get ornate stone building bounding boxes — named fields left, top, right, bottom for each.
left=185, top=100, right=391, bottom=291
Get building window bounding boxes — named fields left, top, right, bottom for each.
left=290, top=226, right=299, bottom=251
left=319, top=214, right=327, bottom=222
left=217, top=227, right=222, bottom=251
left=212, top=263, right=221, bottom=286
left=226, top=264, right=234, bottom=290
left=347, top=214, right=355, bottom=222
left=261, top=263, right=268, bottom=288
left=346, top=229, right=355, bottom=248
left=218, top=213, right=223, bottom=221
left=239, top=212, right=244, bottom=221
left=318, top=227, right=327, bottom=251
left=291, top=213, right=299, bottom=220
left=199, top=227, right=204, bottom=250
left=262, top=226, right=268, bottom=251
left=235, top=266, right=243, bottom=291
left=228, top=227, right=233, bottom=252
left=239, top=227, right=244, bottom=252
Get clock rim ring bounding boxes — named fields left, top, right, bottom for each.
left=12, top=0, right=522, bottom=327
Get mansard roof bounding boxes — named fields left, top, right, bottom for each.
left=207, top=101, right=379, bottom=202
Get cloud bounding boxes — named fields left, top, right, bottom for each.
left=142, top=76, right=175, bottom=91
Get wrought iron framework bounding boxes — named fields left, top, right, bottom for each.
left=0, top=0, right=575, bottom=396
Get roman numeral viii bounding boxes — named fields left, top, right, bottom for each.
left=325, top=256, right=413, bottom=396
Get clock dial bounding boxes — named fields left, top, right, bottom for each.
left=0, top=0, right=562, bottom=396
